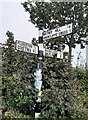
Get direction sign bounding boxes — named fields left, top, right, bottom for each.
left=44, top=49, right=63, bottom=59
left=15, top=40, right=63, bottom=59
left=44, top=49, right=57, bottom=57
left=43, top=23, right=72, bottom=40
left=15, top=40, right=38, bottom=54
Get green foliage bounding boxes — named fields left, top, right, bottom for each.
left=2, top=31, right=15, bottom=77
left=2, top=31, right=38, bottom=117
left=1, top=1, right=88, bottom=119
left=2, top=109, right=31, bottom=119
left=73, top=68, right=88, bottom=119
left=74, top=68, right=88, bottom=92
left=40, top=58, right=79, bottom=119
left=3, top=31, right=87, bottom=119
left=2, top=31, right=80, bottom=119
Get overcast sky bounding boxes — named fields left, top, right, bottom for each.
left=0, top=1, right=38, bottom=44
left=0, top=1, right=86, bottom=67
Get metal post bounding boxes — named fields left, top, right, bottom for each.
left=34, top=20, right=43, bottom=118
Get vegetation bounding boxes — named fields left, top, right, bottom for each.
left=2, top=31, right=38, bottom=118
left=1, top=31, right=88, bottom=119
left=1, top=1, right=88, bottom=119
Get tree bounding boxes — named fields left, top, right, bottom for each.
left=22, top=2, right=87, bottom=78
left=73, top=68, right=88, bottom=119
left=2, top=31, right=16, bottom=77
left=2, top=31, right=38, bottom=117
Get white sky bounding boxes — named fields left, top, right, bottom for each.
left=0, top=1, right=86, bottom=67
left=0, top=1, right=38, bottom=44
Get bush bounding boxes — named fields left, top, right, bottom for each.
left=2, top=109, right=31, bottom=119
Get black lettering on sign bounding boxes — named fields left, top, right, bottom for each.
left=33, top=49, right=35, bottom=53
left=43, top=31, right=47, bottom=36
left=59, top=30, right=68, bottom=36
left=52, top=33, right=57, bottom=38
left=44, top=35, right=51, bottom=40
left=29, top=48, right=31, bottom=53
left=69, top=29, right=71, bottom=33
left=47, top=30, right=52, bottom=35
left=68, top=25, right=71, bottom=28
left=26, top=47, right=30, bottom=52
left=63, top=30, right=68, bottom=34
left=18, top=45, right=23, bottom=51
left=17, top=45, right=20, bottom=50
left=43, top=36, right=46, bottom=39
left=55, top=27, right=60, bottom=32
left=24, top=47, right=26, bottom=52
left=21, top=46, right=24, bottom=51
left=25, top=47, right=28, bottom=52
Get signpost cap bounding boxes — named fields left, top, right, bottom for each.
left=39, top=20, right=43, bottom=27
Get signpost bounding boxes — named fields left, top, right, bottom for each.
left=15, top=22, right=72, bottom=118
left=34, top=22, right=72, bottom=118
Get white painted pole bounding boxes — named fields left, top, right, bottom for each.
left=34, top=20, right=43, bottom=118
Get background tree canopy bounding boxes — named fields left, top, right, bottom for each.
left=22, top=2, right=87, bottom=65
left=21, top=2, right=88, bottom=82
